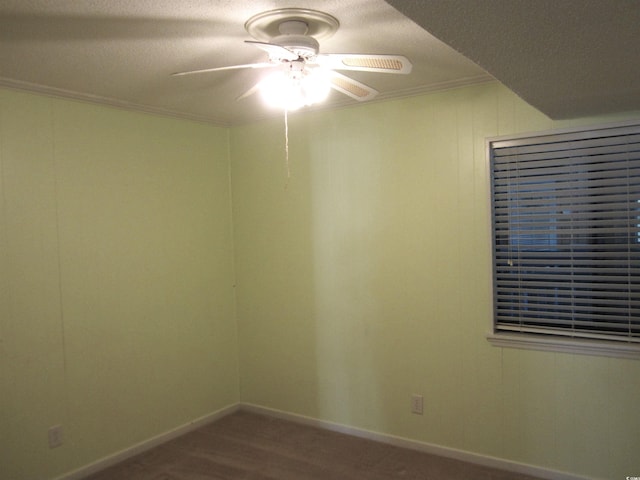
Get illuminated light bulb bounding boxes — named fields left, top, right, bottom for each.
left=260, top=63, right=330, bottom=110
left=301, top=68, right=330, bottom=105
left=260, top=71, right=303, bottom=110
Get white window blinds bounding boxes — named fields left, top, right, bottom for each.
left=490, top=122, right=640, bottom=344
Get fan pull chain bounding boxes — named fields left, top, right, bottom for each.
left=284, top=108, right=291, bottom=187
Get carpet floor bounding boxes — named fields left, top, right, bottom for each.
left=83, top=410, right=544, bottom=480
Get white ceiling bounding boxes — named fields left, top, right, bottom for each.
left=0, top=1, right=637, bottom=126
left=0, top=0, right=491, bottom=126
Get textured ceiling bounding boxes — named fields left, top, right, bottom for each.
left=1, top=1, right=636, bottom=125
left=0, top=0, right=491, bottom=126
left=386, top=0, right=640, bottom=120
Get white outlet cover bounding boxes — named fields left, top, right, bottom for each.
left=411, top=394, right=423, bottom=415
left=48, top=425, right=63, bottom=448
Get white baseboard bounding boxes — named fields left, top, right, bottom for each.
left=53, top=403, right=239, bottom=480
left=240, top=403, right=592, bottom=480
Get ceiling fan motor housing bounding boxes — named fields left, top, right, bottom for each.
left=272, top=34, right=320, bottom=58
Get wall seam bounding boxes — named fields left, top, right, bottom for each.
left=225, top=126, right=242, bottom=403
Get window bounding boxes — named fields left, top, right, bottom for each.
left=487, top=121, right=640, bottom=358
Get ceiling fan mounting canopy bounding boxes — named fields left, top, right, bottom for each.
left=278, top=20, right=310, bottom=36
left=244, top=8, right=340, bottom=42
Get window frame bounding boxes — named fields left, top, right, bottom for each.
left=486, top=119, right=640, bottom=359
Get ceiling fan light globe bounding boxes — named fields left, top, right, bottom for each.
left=260, top=72, right=303, bottom=111
left=260, top=67, right=330, bottom=110
left=301, top=69, right=331, bottom=104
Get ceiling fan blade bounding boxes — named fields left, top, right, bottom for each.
left=245, top=40, right=298, bottom=61
left=236, top=82, right=261, bottom=101
left=316, top=54, right=412, bottom=74
left=327, top=71, right=379, bottom=101
left=172, top=62, right=275, bottom=76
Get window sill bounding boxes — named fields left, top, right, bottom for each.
left=486, top=332, right=640, bottom=360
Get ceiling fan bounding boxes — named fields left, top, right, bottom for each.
left=172, top=8, right=412, bottom=110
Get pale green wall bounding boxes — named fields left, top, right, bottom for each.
left=231, top=82, right=640, bottom=480
left=0, top=89, right=239, bottom=479
left=2, top=82, right=639, bottom=480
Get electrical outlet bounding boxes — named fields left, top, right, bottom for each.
left=411, top=394, right=423, bottom=415
left=48, top=425, right=63, bottom=449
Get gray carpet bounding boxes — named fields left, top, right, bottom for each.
left=84, top=410, right=544, bottom=479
